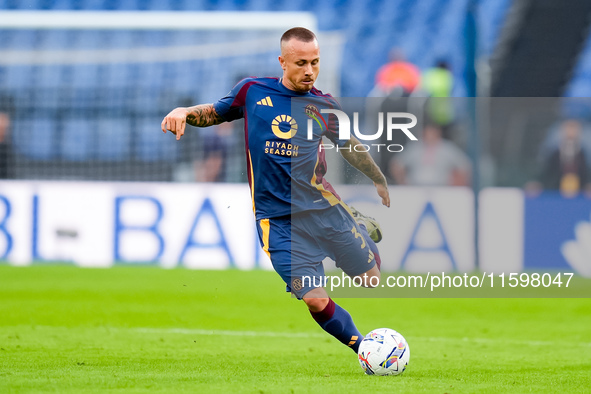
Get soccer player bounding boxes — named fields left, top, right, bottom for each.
left=161, top=27, right=390, bottom=354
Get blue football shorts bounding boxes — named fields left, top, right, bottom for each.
left=255, top=203, right=377, bottom=299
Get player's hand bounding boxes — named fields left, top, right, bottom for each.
left=161, top=107, right=189, bottom=141
left=375, top=182, right=390, bottom=207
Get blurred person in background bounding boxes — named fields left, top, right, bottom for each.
left=194, top=122, right=230, bottom=182
left=369, top=50, right=420, bottom=175
left=0, top=96, right=14, bottom=179
left=421, top=60, right=453, bottom=98
left=173, top=96, right=231, bottom=183
left=370, top=48, right=420, bottom=98
left=390, top=123, right=471, bottom=186
left=420, top=59, right=455, bottom=139
left=526, top=119, right=591, bottom=197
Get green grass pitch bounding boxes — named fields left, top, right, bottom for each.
left=1, top=265, right=590, bottom=393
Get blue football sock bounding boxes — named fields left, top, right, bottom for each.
left=310, top=299, right=363, bottom=353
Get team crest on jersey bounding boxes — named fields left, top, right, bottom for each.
left=291, top=278, right=303, bottom=291
left=271, top=115, right=298, bottom=139
left=305, top=104, right=328, bottom=131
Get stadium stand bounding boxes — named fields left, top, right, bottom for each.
left=0, top=0, right=519, bottom=181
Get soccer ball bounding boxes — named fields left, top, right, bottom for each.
left=357, top=328, right=410, bottom=376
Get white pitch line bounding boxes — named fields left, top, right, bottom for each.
left=417, top=336, right=591, bottom=348
left=132, top=327, right=326, bottom=338
left=129, top=327, right=591, bottom=348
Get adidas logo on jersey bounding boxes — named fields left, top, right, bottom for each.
left=256, top=96, right=273, bottom=107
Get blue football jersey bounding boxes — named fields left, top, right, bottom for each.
left=213, top=77, right=347, bottom=220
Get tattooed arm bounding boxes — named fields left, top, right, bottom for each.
left=186, top=104, right=224, bottom=127
left=339, top=136, right=391, bottom=207
left=161, top=104, right=225, bottom=141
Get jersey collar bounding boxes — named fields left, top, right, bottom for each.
left=278, top=78, right=313, bottom=96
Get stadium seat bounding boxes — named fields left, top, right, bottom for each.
left=3, top=66, right=33, bottom=89
left=143, top=0, right=172, bottom=10
left=72, top=30, right=102, bottom=50
left=36, top=65, right=65, bottom=89
left=8, top=30, right=38, bottom=51
left=1, top=0, right=43, bottom=9
left=0, top=30, right=13, bottom=49
left=102, top=64, right=133, bottom=88
left=48, top=0, right=75, bottom=10
left=244, top=0, right=272, bottom=11
left=61, top=119, right=93, bottom=161
left=177, top=0, right=210, bottom=11
left=109, top=0, right=140, bottom=10
left=13, top=118, right=57, bottom=160
left=78, top=0, right=108, bottom=10
left=38, top=30, right=72, bottom=51
left=136, top=118, right=178, bottom=162
left=565, top=72, right=591, bottom=97
left=96, top=118, right=131, bottom=161
left=213, top=0, right=242, bottom=11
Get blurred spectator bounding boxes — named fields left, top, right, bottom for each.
left=538, top=118, right=591, bottom=168
left=194, top=122, right=231, bottom=183
left=421, top=60, right=454, bottom=98
left=367, top=51, right=419, bottom=176
left=527, top=119, right=591, bottom=196
left=370, top=49, right=420, bottom=97
left=420, top=60, right=455, bottom=138
left=0, top=96, right=14, bottom=179
left=172, top=96, right=230, bottom=183
left=390, top=123, right=471, bottom=186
